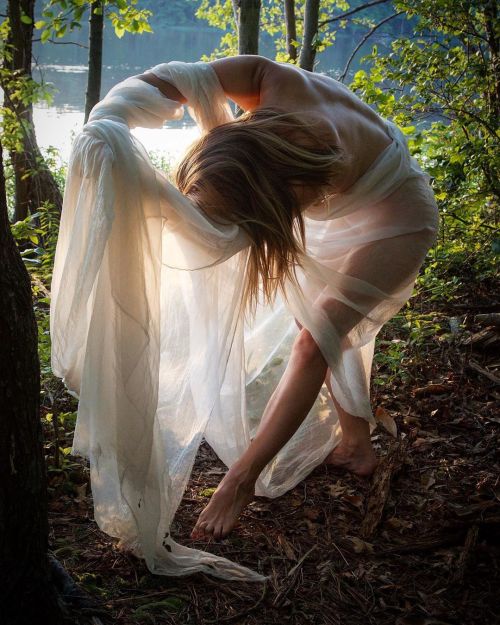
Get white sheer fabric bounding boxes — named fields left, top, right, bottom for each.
left=50, top=61, right=438, bottom=580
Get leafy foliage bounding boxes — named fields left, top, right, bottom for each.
left=35, top=0, right=153, bottom=40
left=350, top=0, right=499, bottom=267
left=0, top=19, right=53, bottom=152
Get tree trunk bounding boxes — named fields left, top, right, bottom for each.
left=298, top=0, right=320, bottom=71
left=0, top=145, right=65, bottom=624
left=284, top=0, right=297, bottom=62
left=238, top=0, right=261, bottom=55
left=3, top=0, right=62, bottom=222
left=84, top=0, right=104, bottom=124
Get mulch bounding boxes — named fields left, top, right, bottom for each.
left=46, top=283, right=500, bottom=625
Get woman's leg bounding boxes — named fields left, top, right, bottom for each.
left=294, top=321, right=376, bottom=477
left=323, top=370, right=377, bottom=476
left=192, top=328, right=328, bottom=540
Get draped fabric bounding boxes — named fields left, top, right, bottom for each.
left=50, top=61, right=438, bottom=580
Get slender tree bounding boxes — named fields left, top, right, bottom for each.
left=0, top=143, right=64, bottom=625
left=84, top=0, right=104, bottom=123
left=298, top=0, right=320, bottom=71
left=284, top=0, right=297, bottom=62
left=238, top=0, right=261, bottom=55
left=2, top=0, right=62, bottom=222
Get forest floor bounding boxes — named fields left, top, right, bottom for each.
left=44, top=276, right=500, bottom=625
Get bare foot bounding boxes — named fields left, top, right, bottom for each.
left=191, top=472, right=255, bottom=540
left=324, top=440, right=378, bottom=477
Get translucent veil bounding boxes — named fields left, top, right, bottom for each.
left=51, top=61, right=437, bottom=580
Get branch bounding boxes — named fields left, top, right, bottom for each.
left=319, top=0, right=392, bottom=28
left=32, top=38, right=88, bottom=48
left=340, top=12, right=403, bottom=82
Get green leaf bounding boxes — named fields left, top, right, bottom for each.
left=41, top=29, right=51, bottom=43
left=20, top=14, right=33, bottom=25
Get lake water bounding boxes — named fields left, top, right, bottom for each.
left=32, top=22, right=396, bottom=164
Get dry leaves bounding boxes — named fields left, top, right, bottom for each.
left=375, top=406, right=398, bottom=437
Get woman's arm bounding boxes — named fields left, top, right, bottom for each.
left=137, top=55, right=273, bottom=111
left=209, top=55, right=272, bottom=111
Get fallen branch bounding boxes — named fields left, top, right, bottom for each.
left=360, top=435, right=412, bottom=539
left=475, top=313, right=500, bottom=326
left=451, top=524, right=479, bottom=584
left=273, top=545, right=317, bottom=607
left=468, top=360, right=500, bottom=385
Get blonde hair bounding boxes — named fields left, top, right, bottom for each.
left=176, top=107, right=345, bottom=313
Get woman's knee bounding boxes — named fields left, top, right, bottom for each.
left=292, top=329, right=327, bottom=368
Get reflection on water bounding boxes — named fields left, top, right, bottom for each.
left=32, top=23, right=394, bottom=160
left=33, top=106, right=201, bottom=165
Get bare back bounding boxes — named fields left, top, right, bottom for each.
left=210, top=56, right=393, bottom=192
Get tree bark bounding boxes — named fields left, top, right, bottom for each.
left=238, top=0, right=261, bottom=55
left=298, top=0, right=320, bottom=71
left=284, top=0, right=297, bottom=61
left=84, top=0, right=104, bottom=124
left=0, top=145, right=65, bottom=624
left=3, top=0, right=62, bottom=222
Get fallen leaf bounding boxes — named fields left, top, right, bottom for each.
left=327, top=481, right=347, bottom=497
left=421, top=472, right=436, bottom=490
left=386, top=516, right=413, bottom=531
left=342, top=494, right=364, bottom=510
left=375, top=406, right=398, bottom=437
left=348, top=536, right=374, bottom=554
left=75, top=482, right=87, bottom=502
left=413, top=383, right=451, bottom=397
left=277, top=534, right=297, bottom=561
left=303, top=507, right=322, bottom=521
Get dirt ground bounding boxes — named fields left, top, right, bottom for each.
left=46, top=282, right=500, bottom=625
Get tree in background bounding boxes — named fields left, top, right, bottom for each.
left=0, top=0, right=63, bottom=222
left=238, top=0, right=261, bottom=56
left=197, top=0, right=401, bottom=70
left=299, top=0, right=320, bottom=70
left=36, top=0, right=153, bottom=123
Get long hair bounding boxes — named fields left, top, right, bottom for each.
left=175, top=107, right=346, bottom=313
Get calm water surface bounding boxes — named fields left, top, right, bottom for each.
left=33, top=23, right=393, bottom=162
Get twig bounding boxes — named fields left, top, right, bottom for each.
left=340, top=12, right=404, bottom=82
left=273, top=545, right=317, bottom=606
left=468, top=360, right=500, bottom=385
left=475, top=313, right=500, bottom=326
left=32, top=37, right=89, bottom=48
left=204, top=582, right=267, bottom=623
left=319, top=0, right=391, bottom=27
left=451, top=524, right=479, bottom=584
left=107, top=589, right=187, bottom=605
left=360, top=435, right=412, bottom=538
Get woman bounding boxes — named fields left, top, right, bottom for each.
left=137, top=55, right=439, bottom=541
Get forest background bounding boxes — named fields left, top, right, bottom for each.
left=0, top=1, right=499, bottom=625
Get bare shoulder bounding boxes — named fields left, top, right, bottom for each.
left=209, top=55, right=301, bottom=110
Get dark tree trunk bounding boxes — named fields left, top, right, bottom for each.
left=298, top=0, right=320, bottom=71
left=0, top=146, right=65, bottom=624
left=238, top=0, right=261, bottom=55
left=84, top=0, right=104, bottom=124
left=284, top=0, right=297, bottom=62
left=3, top=0, right=62, bottom=222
